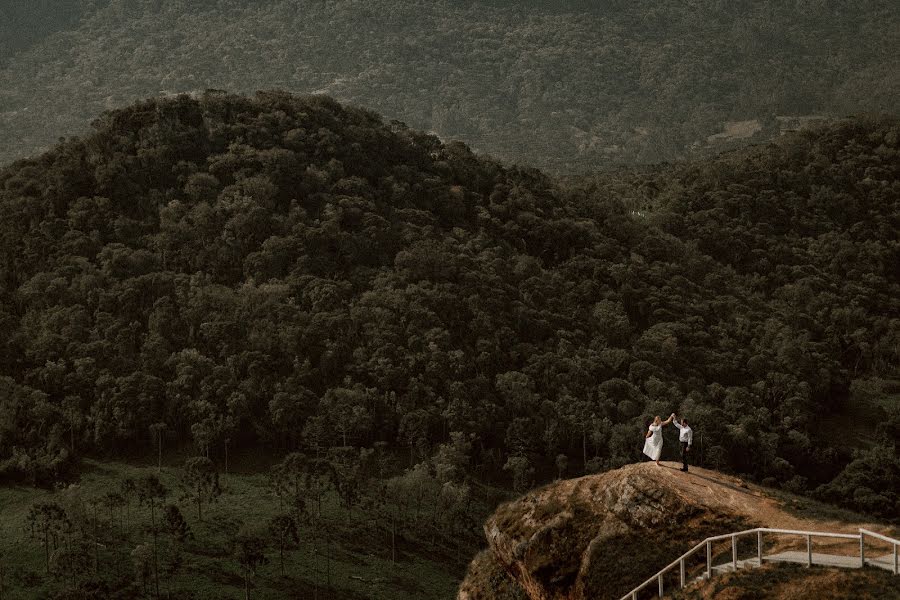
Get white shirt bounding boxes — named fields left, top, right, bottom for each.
left=673, top=419, right=693, bottom=445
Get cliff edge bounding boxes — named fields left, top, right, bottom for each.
left=459, top=462, right=886, bottom=600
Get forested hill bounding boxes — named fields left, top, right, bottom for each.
left=1, top=0, right=899, bottom=171
left=0, top=92, right=898, bottom=519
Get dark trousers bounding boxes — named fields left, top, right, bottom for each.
left=681, top=442, right=690, bottom=471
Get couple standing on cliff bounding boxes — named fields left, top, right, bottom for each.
left=642, top=413, right=693, bottom=472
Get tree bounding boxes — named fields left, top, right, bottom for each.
left=162, top=504, right=191, bottom=542
left=319, top=387, right=372, bottom=447
left=158, top=537, right=184, bottom=596
left=181, top=456, right=221, bottom=521
left=555, top=454, right=568, bottom=480
left=378, top=479, right=407, bottom=564
left=268, top=513, right=300, bottom=577
left=101, top=491, right=125, bottom=532
left=119, top=477, right=137, bottom=531
left=398, top=409, right=431, bottom=464
left=503, top=455, right=534, bottom=492
left=438, top=480, right=472, bottom=561
left=51, top=539, right=93, bottom=590
left=83, top=495, right=103, bottom=576
left=433, top=431, right=471, bottom=484
left=233, top=529, right=268, bottom=600
left=327, top=447, right=374, bottom=523
left=136, top=475, right=167, bottom=600
left=564, top=397, right=599, bottom=472
left=26, top=502, right=68, bottom=574
left=149, top=422, right=167, bottom=472
left=62, top=395, right=84, bottom=454
left=269, top=452, right=307, bottom=512
left=392, top=462, right=438, bottom=525
left=131, top=543, right=153, bottom=596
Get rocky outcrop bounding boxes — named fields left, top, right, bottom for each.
left=460, top=462, right=872, bottom=600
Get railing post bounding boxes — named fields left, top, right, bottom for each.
left=658, top=574, right=663, bottom=597
left=860, top=532, right=865, bottom=568
left=680, top=558, right=686, bottom=588
left=893, top=542, right=898, bottom=575
left=707, top=541, right=712, bottom=579
left=732, top=535, right=738, bottom=570
left=757, top=530, right=763, bottom=566
left=806, top=534, right=812, bottom=567
left=632, top=592, right=637, bottom=600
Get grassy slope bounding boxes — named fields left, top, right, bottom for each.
left=2, top=460, right=895, bottom=599
left=0, top=456, right=472, bottom=600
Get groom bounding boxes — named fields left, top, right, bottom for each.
left=671, top=413, right=693, bottom=472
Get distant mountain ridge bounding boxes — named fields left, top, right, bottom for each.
left=1, top=0, right=898, bottom=170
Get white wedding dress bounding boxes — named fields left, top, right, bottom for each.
left=642, top=424, right=663, bottom=461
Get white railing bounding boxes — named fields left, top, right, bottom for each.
left=861, top=528, right=900, bottom=575
left=620, top=527, right=899, bottom=600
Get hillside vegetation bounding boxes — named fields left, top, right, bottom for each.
left=1, top=90, right=898, bottom=509
left=1, top=0, right=898, bottom=170
left=0, top=92, right=898, bottom=598
left=0, top=456, right=480, bottom=600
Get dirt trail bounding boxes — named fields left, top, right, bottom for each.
left=635, top=461, right=882, bottom=555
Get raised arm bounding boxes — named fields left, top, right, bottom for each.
left=662, top=414, right=675, bottom=426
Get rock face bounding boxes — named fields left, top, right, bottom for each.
left=459, top=462, right=870, bottom=600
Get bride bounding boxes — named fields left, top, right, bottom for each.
left=643, top=414, right=674, bottom=466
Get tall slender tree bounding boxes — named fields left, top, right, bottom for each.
left=149, top=422, right=168, bottom=472
left=25, top=502, right=68, bottom=574
left=233, top=529, right=268, bottom=600
left=181, top=456, right=221, bottom=521
left=136, top=475, right=167, bottom=600
left=268, top=513, right=299, bottom=577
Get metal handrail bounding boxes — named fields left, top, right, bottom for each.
left=860, top=528, right=900, bottom=576
left=756, top=527, right=860, bottom=539
left=860, top=528, right=900, bottom=544
left=620, top=527, right=900, bottom=600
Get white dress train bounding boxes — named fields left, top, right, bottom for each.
left=642, top=424, right=663, bottom=461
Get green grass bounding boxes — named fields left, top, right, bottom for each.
left=0, top=458, right=480, bottom=600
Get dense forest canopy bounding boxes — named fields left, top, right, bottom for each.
left=0, top=92, right=897, bottom=519
left=1, top=0, right=898, bottom=170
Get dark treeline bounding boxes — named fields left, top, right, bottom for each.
left=0, top=92, right=897, bottom=519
